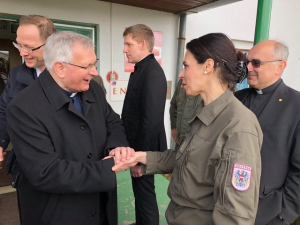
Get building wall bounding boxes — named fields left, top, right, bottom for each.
left=186, top=0, right=300, bottom=91
left=186, top=0, right=257, bottom=47
left=269, top=0, right=300, bottom=91
left=0, top=0, right=179, bottom=147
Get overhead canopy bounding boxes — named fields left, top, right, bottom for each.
left=100, top=0, right=242, bottom=14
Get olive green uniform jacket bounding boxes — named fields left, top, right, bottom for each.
left=143, top=89, right=262, bottom=225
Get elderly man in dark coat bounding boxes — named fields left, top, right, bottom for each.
left=6, top=31, right=132, bottom=225
left=235, top=40, right=300, bottom=225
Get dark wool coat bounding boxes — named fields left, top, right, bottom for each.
left=7, top=69, right=129, bottom=225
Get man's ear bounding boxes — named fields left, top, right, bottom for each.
left=53, top=62, right=65, bottom=79
left=141, top=39, right=150, bottom=52
left=276, top=60, right=287, bottom=76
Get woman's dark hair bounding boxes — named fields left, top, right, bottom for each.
left=186, top=33, right=247, bottom=91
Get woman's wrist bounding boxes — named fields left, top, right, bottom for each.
left=136, top=151, right=147, bottom=165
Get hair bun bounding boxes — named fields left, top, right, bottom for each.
left=236, top=61, right=248, bottom=83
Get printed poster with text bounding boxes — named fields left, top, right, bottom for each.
left=124, top=31, right=162, bottom=72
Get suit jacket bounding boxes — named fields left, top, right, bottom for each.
left=0, top=63, right=35, bottom=150
left=0, top=73, right=5, bottom=95
left=122, top=54, right=167, bottom=152
left=235, top=80, right=300, bottom=224
left=7, top=69, right=129, bottom=225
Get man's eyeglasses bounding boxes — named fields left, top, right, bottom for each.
left=246, top=59, right=282, bottom=68
left=13, top=42, right=45, bottom=54
left=63, top=59, right=99, bottom=70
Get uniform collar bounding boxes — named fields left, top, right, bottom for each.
left=191, top=89, right=234, bottom=126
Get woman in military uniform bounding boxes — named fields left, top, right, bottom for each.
left=111, top=33, right=262, bottom=225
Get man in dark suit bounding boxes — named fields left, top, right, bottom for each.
left=6, top=31, right=133, bottom=225
left=0, top=73, right=5, bottom=96
left=122, top=24, right=167, bottom=225
left=0, top=15, right=56, bottom=170
left=235, top=40, right=300, bottom=225
left=0, top=58, right=7, bottom=96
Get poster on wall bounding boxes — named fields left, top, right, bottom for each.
left=124, top=31, right=162, bottom=72
left=110, top=80, right=129, bottom=102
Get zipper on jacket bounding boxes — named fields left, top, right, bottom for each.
left=219, top=151, right=232, bottom=205
left=179, top=149, right=188, bottom=184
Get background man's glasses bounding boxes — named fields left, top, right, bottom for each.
left=13, top=42, right=45, bottom=54
left=246, top=58, right=282, bottom=68
left=63, top=59, right=99, bottom=70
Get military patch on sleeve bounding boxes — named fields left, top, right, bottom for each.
left=231, top=163, right=252, bottom=191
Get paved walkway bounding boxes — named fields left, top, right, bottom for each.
left=117, top=170, right=170, bottom=225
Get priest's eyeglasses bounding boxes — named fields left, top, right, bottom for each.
left=246, top=58, right=282, bottom=68
left=63, top=59, right=99, bottom=70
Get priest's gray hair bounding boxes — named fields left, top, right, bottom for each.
left=44, top=31, right=94, bottom=71
left=274, top=41, right=289, bottom=61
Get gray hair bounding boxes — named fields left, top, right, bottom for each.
left=123, top=24, right=154, bottom=52
left=44, top=31, right=94, bottom=71
left=274, top=41, right=289, bottom=61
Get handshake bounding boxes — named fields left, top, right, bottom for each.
left=104, top=147, right=147, bottom=176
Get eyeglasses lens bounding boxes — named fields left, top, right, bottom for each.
left=13, top=42, right=31, bottom=53
left=252, top=59, right=261, bottom=68
left=247, top=59, right=261, bottom=68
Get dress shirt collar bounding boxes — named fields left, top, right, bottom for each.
left=62, top=89, right=78, bottom=98
left=35, top=67, right=42, bottom=77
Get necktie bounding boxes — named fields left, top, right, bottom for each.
left=70, top=94, right=83, bottom=115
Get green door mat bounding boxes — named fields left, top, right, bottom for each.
left=117, top=170, right=170, bottom=225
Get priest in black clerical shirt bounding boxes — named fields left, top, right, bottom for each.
left=235, top=40, right=300, bottom=225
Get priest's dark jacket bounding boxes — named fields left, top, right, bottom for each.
left=235, top=79, right=300, bottom=225
left=6, top=69, right=129, bottom=225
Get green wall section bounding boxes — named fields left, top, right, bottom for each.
left=254, top=0, right=273, bottom=44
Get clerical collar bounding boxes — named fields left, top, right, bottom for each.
left=255, top=78, right=282, bottom=95
left=134, top=54, right=155, bottom=71
left=255, top=89, right=263, bottom=95
left=62, top=89, right=77, bottom=98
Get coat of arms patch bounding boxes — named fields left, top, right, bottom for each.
left=231, top=163, right=252, bottom=191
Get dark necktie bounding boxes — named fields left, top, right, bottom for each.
left=70, top=94, right=83, bottom=115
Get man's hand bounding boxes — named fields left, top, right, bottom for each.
left=109, top=147, right=135, bottom=164
left=130, top=165, right=142, bottom=177
left=111, top=155, right=138, bottom=173
left=0, top=146, right=6, bottom=170
left=171, top=128, right=177, bottom=142
left=111, top=152, right=147, bottom=173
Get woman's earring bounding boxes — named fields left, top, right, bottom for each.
left=204, top=71, right=207, bottom=74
